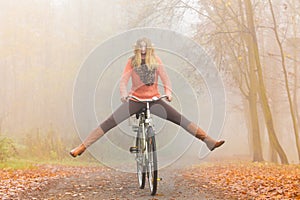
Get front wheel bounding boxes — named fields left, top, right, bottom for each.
left=136, top=132, right=146, bottom=189
left=147, top=126, right=158, bottom=196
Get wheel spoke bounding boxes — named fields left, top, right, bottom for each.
left=136, top=131, right=146, bottom=189
left=146, top=127, right=157, bottom=196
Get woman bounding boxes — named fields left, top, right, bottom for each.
left=70, top=37, right=224, bottom=157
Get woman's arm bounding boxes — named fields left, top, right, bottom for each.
left=156, top=57, right=172, bottom=101
left=119, top=59, right=132, bottom=101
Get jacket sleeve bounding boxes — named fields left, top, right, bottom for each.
left=119, top=59, right=132, bottom=98
left=156, top=57, right=172, bottom=96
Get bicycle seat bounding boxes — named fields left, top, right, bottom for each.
left=135, top=108, right=146, bottom=119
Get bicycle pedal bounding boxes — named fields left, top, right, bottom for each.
left=157, top=178, right=162, bottom=181
left=129, top=146, right=139, bottom=153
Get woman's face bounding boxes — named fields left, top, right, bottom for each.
left=140, top=41, right=147, bottom=55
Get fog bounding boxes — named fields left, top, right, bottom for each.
left=1, top=1, right=124, bottom=136
left=1, top=0, right=299, bottom=166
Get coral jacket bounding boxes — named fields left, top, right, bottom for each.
left=119, top=56, right=172, bottom=100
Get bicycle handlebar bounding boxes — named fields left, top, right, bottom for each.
left=127, top=95, right=168, bottom=103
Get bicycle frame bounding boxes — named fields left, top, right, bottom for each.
left=128, top=95, right=167, bottom=196
left=129, top=95, right=168, bottom=140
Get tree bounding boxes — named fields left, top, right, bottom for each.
left=267, top=0, right=300, bottom=161
left=193, top=0, right=265, bottom=162
left=244, top=0, right=288, bottom=164
left=184, top=0, right=290, bottom=163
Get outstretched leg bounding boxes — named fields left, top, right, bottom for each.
left=150, top=100, right=224, bottom=151
left=186, top=122, right=225, bottom=151
left=70, top=127, right=104, bottom=157
left=70, top=100, right=146, bottom=157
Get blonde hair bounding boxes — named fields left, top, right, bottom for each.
left=131, top=37, right=158, bottom=70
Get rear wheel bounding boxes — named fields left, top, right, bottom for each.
left=136, top=128, right=146, bottom=189
left=147, top=126, right=158, bottom=196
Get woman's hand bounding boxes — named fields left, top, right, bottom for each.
left=166, top=95, right=172, bottom=102
left=121, top=96, right=127, bottom=103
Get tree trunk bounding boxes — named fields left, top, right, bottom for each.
left=292, top=0, right=300, bottom=161
left=270, top=142, right=278, bottom=163
left=244, top=28, right=264, bottom=162
left=244, top=0, right=288, bottom=164
left=268, top=0, right=300, bottom=161
left=292, top=0, right=300, bottom=127
left=237, top=0, right=264, bottom=162
left=248, top=67, right=264, bottom=161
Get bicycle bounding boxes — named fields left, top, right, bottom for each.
left=128, top=95, right=168, bottom=196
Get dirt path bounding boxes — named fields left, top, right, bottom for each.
left=19, top=166, right=210, bottom=200
left=10, top=160, right=300, bottom=200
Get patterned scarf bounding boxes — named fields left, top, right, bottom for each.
left=134, top=59, right=156, bottom=86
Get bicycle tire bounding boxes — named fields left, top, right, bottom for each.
left=136, top=129, right=146, bottom=189
left=146, top=126, right=158, bottom=196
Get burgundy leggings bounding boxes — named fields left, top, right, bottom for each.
left=100, top=100, right=191, bottom=133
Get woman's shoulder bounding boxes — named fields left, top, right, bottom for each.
left=124, top=55, right=135, bottom=69
left=127, top=55, right=135, bottom=64
left=128, top=55, right=135, bottom=60
left=125, top=55, right=134, bottom=63
left=154, top=55, right=163, bottom=64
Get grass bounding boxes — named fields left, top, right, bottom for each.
left=0, top=158, right=36, bottom=170
left=0, top=156, right=102, bottom=170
